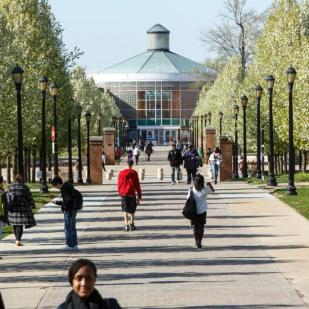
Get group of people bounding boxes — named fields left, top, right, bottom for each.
left=126, top=140, right=153, bottom=165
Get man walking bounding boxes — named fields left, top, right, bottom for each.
left=183, top=144, right=199, bottom=184
left=168, top=143, right=183, bottom=185
left=52, top=176, right=79, bottom=250
left=118, top=160, right=142, bottom=231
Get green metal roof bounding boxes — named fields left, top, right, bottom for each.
left=102, top=50, right=207, bottom=74
left=147, top=24, right=169, bottom=33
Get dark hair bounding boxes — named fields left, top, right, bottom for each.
left=0, top=176, right=3, bottom=183
left=14, top=173, right=23, bottom=183
left=52, top=176, right=63, bottom=186
left=68, top=259, right=97, bottom=285
left=194, top=174, right=205, bottom=191
left=127, top=159, right=134, bottom=167
left=214, top=147, right=221, bottom=154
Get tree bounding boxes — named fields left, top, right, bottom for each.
left=201, top=0, right=265, bottom=79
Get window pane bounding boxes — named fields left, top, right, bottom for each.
left=138, top=110, right=146, bottom=118
left=138, top=91, right=145, bottom=100
left=147, top=110, right=155, bottom=118
left=162, top=110, right=170, bottom=118
left=138, top=101, right=146, bottom=110
left=147, top=100, right=155, bottom=110
left=162, top=100, right=170, bottom=109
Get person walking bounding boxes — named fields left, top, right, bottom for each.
left=183, top=144, right=199, bottom=184
left=126, top=145, right=133, bottom=161
left=7, top=174, right=36, bottom=246
left=133, top=145, right=140, bottom=165
left=0, top=176, right=9, bottom=240
left=57, top=259, right=122, bottom=309
left=145, top=141, right=153, bottom=161
left=187, top=174, right=214, bottom=248
left=101, top=151, right=106, bottom=171
left=52, top=176, right=79, bottom=250
left=168, top=143, right=183, bottom=185
left=213, top=147, right=222, bottom=184
left=117, top=160, right=142, bottom=231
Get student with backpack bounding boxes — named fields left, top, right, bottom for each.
left=52, top=176, right=83, bottom=250
left=186, top=175, right=214, bottom=248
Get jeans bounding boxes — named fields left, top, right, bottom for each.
left=171, top=166, right=180, bottom=182
left=186, top=168, right=197, bottom=184
left=213, top=163, right=219, bottom=182
left=64, top=210, right=78, bottom=247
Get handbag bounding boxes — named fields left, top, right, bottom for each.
left=182, top=188, right=196, bottom=220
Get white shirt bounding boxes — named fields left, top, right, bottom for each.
left=187, top=186, right=212, bottom=214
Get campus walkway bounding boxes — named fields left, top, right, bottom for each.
left=1, top=149, right=309, bottom=308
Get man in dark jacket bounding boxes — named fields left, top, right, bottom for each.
left=183, top=144, right=199, bottom=184
left=52, top=176, right=78, bottom=250
left=168, top=144, right=183, bottom=185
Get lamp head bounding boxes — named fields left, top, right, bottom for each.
left=85, top=111, right=91, bottom=123
left=241, top=95, right=248, bottom=108
left=12, top=64, right=24, bottom=86
left=286, top=66, right=297, bottom=84
left=256, top=85, right=263, bottom=98
left=265, top=75, right=275, bottom=90
left=49, top=82, right=59, bottom=96
left=38, top=76, right=48, bottom=91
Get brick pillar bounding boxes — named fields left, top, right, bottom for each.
left=220, top=136, right=233, bottom=181
left=89, top=136, right=103, bottom=185
left=205, top=127, right=216, bottom=163
left=103, top=128, right=115, bottom=165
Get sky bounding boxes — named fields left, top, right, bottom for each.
left=48, top=0, right=272, bottom=73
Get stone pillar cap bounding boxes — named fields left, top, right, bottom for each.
left=90, top=136, right=103, bottom=142
left=103, top=127, right=116, bottom=132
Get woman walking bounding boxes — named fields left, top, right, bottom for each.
left=213, top=147, right=222, bottom=184
left=187, top=175, right=214, bottom=248
left=8, top=174, right=36, bottom=246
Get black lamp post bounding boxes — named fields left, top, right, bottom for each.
left=233, top=104, right=239, bottom=179
left=67, top=99, right=74, bottom=183
left=196, top=115, right=199, bottom=149
left=86, top=111, right=91, bottom=184
left=286, top=67, right=297, bottom=195
left=255, top=85, right=263, bottom=179
left=38, top=76, right=49, bottom=192
left=124, top=122, right=129, bottom=146
left=208, top=111, right=212, bottom=125
left=218, top=111, right=223, bottom=135
left=265, top=75, right=277, bottom=186
left=97, top=113, right=102, bottom=136
left=261, top=124, right=265, bottom=179
left=49, top=82, right=59, bottom=177
left=200, top=115, right=204, bottom=157
left=12, top=65, right=24, bottom=177
left=241, top=95, right=248, bottom=178
left=76, top=104, right=83, bottom=184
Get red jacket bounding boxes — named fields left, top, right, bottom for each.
left=118, top=168, right=142, bottom=198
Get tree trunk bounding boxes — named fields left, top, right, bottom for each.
left=274, top=155, right=279, bottom=175
left=298, top=150, right=302, bottom=173
left=24, top=148, right=28, bottom=182
left=7, top=156, right=11, bottom=183
left=32, top=150, right=36, bottom=183
left=13, top=148, right=18, bottom=179
left=303, top=151, right=307, bottom=173
left=284, top=152, right=288, bottom=173
left=27, top=149, right=31, bottom=183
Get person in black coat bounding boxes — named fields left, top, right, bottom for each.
left=52, top=176, right=78, bottom=250
left=183, top=144, right=199, bottom=184
left=57, top=259, right=122, bottom=309
left=167, top=144, right=183, bottom=184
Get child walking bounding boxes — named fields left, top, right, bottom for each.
left=187, top=174, right=214, bottom=248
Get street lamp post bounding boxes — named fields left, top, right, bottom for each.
left=286, top=67, right=297, bottom=195
left=265, top=75, right=277, bottom=186
left=86, top=111, right=91, bottom=184
left=76, top=104, right=83, bottom=184
left=255, top=85, right=263, bottom=179
left=12, top=65, right=24, bottom=176
left=196, top=115, right=199, bottom=149
left=200, top=115, right=204, bottom=158
left=218, top=111, right=223, bottom=135
left=38, top=76, right=49, bottom=192
left=233, top=105, right=239, bottom=179
left=208, top=111, right=212, bottom=125
left=49, top=82, right=59, bottom=177
left=261, top=124, right=265, bottom=180
left=241, top=95, right=248, bottom=178
left=67, top=99, right=73, bottom=183
left=97, top=113, right=102, bottom=136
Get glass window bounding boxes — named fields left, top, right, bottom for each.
left=138, top=110, right=146, bottom=118
left=147, top=100, right=155, bottom=110
left=147, top=110, right=155, bottom=118
left=138, top=101, right=146, bottom=110
left=138, top=91, right=145, bottom=100
left=162, top=110, right=171, bottom=118
left=162, top=100, right=170, bottom=109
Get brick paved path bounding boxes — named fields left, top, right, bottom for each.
left=0, top=149, right=308, bottom=308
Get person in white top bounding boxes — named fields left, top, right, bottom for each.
left=212, top=147, right=222, bottom=184
left=186, top=174, right=214, bottom=248
left=133, top=146, right=140, bottom=165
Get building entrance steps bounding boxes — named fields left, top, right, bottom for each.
left=1, top=148, right=309, bottom=308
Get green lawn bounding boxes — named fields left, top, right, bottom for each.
left=275, top=187, right=309, bottom=220
left=2, top=191, right=59, bottom=239
left=246, top=172, right=309, bottom=185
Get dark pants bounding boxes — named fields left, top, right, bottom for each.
left=186, top=168, right=197, bottom=184
left=147, top=153, right=151, bottom=161
left=13, top=225, right=23, bottom=241
left=135, top=155, right=139, bottom=165
left=64, top=210, right=78, bottom=248
left=192, top=212, right=207, bottom=246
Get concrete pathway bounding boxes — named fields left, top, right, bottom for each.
left=0, top=153, right=309, bottom=308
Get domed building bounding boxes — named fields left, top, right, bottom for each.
left=90, top=24, right=211, bottom=145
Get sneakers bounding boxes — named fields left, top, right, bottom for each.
left=62, top=245, right=73, bottom=250
left=130, top=223, right=137, bottom=231
left=176, top=180, right=179, bottom=183
left=171, top=181, right=175, bottom=185
left=124, top=225, right=130, bottom=231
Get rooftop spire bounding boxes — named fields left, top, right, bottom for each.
left=147, top=23, right=169, bottom=51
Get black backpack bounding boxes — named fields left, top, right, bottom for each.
left=72, top=188, right=83, bottom=210
left=182, top=188, right=196, bottom=220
